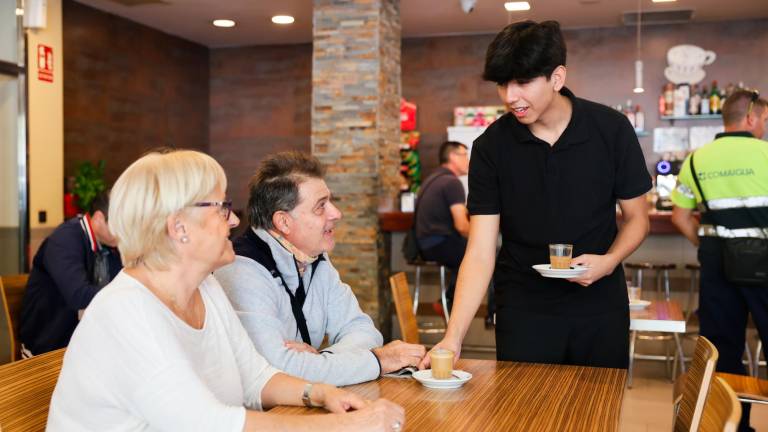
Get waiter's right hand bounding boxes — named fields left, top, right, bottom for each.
left=418, top=337, right=461, bottom=370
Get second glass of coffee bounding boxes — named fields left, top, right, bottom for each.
left=549, top=243, right=573, bottom=269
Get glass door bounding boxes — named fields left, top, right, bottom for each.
left=0, top=0, right=28, bottom=275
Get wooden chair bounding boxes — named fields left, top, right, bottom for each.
left=673, top=335, right=719, bottom=432
left=717, top=372, right=768, bottom=405
left=389, top=272, right=420, bottom=344
left=0, top=274, right=29, bottom=362
left=0, top=348, right=65, bottom=431
left=699, top=376, right=742, bottom=432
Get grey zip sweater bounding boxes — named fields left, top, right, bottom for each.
left=214, top=228, right=382, bottom=386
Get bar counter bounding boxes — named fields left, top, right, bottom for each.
left=379, top=209, right=693, bottom=235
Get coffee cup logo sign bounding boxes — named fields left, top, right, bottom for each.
left=664, top=44, right=716, bottom=85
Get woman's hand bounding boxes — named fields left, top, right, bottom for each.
left=312, top=383, right=367, bottom=413
left=344, top=399, right=405, bottom=432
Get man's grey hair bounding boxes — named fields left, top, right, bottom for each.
left=247, top=151, right=325, bottom=230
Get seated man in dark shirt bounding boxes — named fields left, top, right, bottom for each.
left=19, top=192, right=122, bottom=357
left=415, top=141, right=471, bottom=314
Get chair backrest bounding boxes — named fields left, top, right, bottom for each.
left=0, top=348, right=65, bottom=432
left=0, top=279, right=13, bottom=364
left=0, top=274, right=29, bottom=362
left=699, top=376, right=742, bottom=432
left=389, top=272, right=419, bottom=344
left=674, top=336, right=719, bottom=432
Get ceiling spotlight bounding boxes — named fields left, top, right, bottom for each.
left=504, top=1, right=531, bottom=11
left=271, top=15, right=295, bottom=25
left=15, top=7, right=24, bottom=16
left=212, top=19, right=236, bottom=28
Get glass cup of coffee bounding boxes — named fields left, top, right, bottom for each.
left=627, top=285, right=642, bottom=301
left=430, top=348, right=454, bottom=379
left=549, top=244, right=573, bottom=269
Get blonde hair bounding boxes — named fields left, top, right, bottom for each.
left=109, top=149, right=227, bottom=270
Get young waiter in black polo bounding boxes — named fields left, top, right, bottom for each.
left=420, top=20, right=651, bottom=369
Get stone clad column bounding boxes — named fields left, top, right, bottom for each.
left=312, top=0, right=401, bottom=330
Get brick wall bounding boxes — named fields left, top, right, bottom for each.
left=209, top=44, right=312, bottom=209
left=63, top=0, right=209, bottom=186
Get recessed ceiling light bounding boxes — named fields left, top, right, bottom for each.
left=504, top=2, right=531, bottom=11
left=15, top=7, right=24, bottom=16
left=212, top=19, right=236, bottom=28
left=271, top=15, right=295, bottom=25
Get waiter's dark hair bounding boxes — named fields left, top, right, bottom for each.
left=247, top=151, right=325, bottom=230
left=483, top=20, right=566, bottom=85
left=439, top=141, right=468, bottom=164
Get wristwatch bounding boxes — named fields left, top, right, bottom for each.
left=302, top=383, right=318, bottom=408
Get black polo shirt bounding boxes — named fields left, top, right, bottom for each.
left=467, top=87, right=652, bottom=316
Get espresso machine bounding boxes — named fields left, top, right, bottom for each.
left=654, top=158, right=684, bottom=210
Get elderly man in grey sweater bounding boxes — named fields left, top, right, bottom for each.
left=215, top=151, right=425, bottom=386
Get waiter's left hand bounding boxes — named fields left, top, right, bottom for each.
left=568, top=254, right=619, bottom=287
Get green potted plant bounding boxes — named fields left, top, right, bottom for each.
left=73, top=160, right=106, bottom=213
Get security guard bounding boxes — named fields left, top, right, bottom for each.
left=671, top=89, right=768, bottom=432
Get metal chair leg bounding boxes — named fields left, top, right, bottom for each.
left=663, top=269, right=672, bottom=301
left=755, top=340, right=763, bottom=378
left=413, top=265, right=421, bottom=315
left=745, top=341, right=755, bottom=377
left=439, top=265, right=449, bottom=323
left=674, top=333, right=686, bottom=375
left=685, top=268, right=697, bottom=322
left=628, top=330, right=637, bottom=388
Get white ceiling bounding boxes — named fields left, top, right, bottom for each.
left=72, top=0, right=768, bottom=48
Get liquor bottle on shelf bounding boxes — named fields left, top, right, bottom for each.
left=673, top=84, right=689, bottom=117
left=658, top=90, right=666, bottom=116
left=720, top=86, right=728, bottom=113
left=625, top=99, right=635, bottom=128
left=700, top=85, right=711, bottom=115
left=634, top=105, right=645, bottom=132
left=689, top=84, right=701, bottom=115
left=710, top=80, right=720, bottom=114
left=664, top=83, right=675, bottom=116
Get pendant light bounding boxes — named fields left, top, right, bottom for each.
left=633, top=0, right=645, bottom=93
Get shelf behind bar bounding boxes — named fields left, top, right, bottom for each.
left=660, top=114, right=722, bottom=121
left=379, top=210, right=698, bottom=235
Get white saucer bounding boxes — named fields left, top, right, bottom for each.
left=532, top=264, right=588, bottom=279
left=629, top=299, right=651, bottom=310
left=412, top=370, right=472, bottom=389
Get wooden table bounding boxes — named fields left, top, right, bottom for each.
left=271, top=359, right=626, bottom=431
left=628, top=300, right=687, bottom=387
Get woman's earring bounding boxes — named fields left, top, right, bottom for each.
left=180, top=235, right=190, bottom=244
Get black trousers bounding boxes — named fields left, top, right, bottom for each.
left=495, top=307, right=630, bottom=369
left=699, top=238, right=768, bottom=432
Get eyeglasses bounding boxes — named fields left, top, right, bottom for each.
left=747, top=90, right=760, bottom=116
left=191, top=200, right=233, bottom=220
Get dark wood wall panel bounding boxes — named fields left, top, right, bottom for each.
left=209, top=44, right=312, bottom=208
left=63, top=0, right=209, bottom=186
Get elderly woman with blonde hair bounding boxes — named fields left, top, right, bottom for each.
left=47, top=149, right=404, bottom=432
